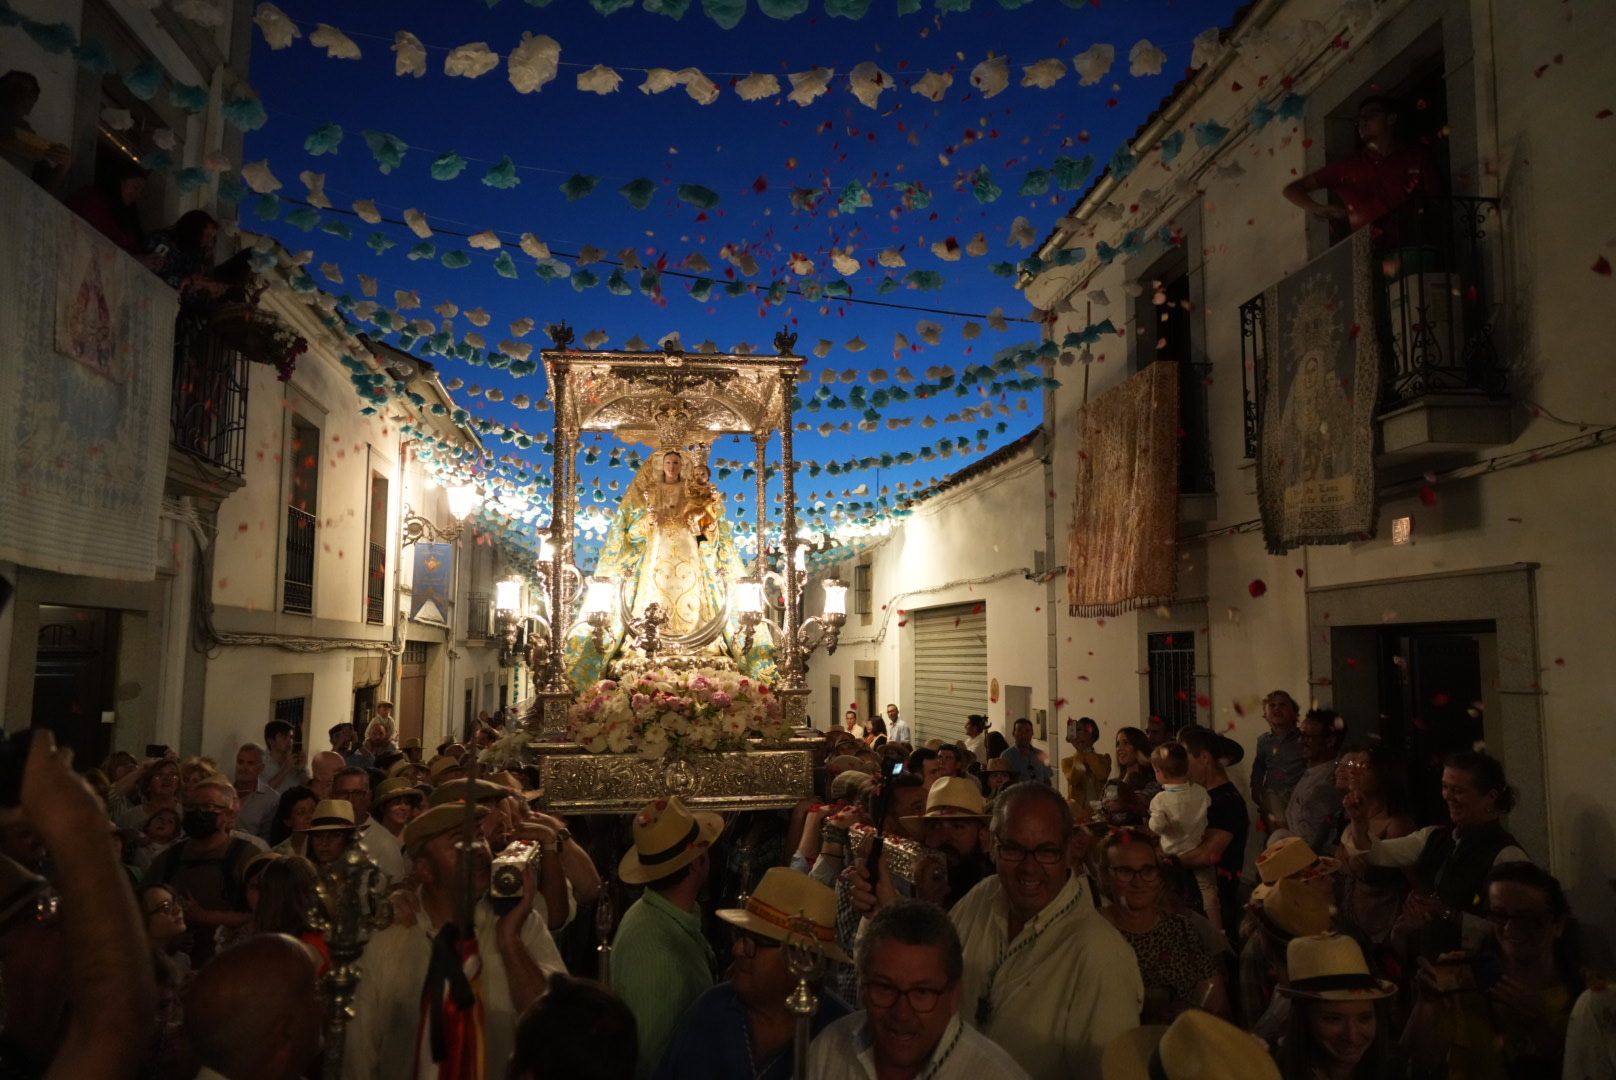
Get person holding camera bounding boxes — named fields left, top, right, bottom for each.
left=343, top=802, right=565, bottom=1079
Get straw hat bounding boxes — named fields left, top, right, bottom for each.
left=402, top=802, right=490, bottom=857
left=426, top=754, right=464, bottom=782
left=1102, top=1010, right=1280, bottom=1080
left=901, top=776, right=989, bottom=827
left=242, top=850, right=282, bottom=884
left=716, top=867, right=850, bottom=964
left=829, top=770, right=874, bottom=802
left=400, top=738, right=422, bottom=752
left=428, top=778, right=514, bottom=807
left=1253, top=875, right=1334, bottom=940
left=618, top=797, right=724, bottom=886
left=1256, top=836, right=1339, bottom=886
left=826, top=754, right=875, bottom=776
left=985, top=758, right=1013, bottom=775
left=373, top=776, right=426, bottom=811
left=304, top=800, right=356, bottom=832
left=1278, top=934, right=1396, bottom=1001
left=387, top=759, right=429, bottom=781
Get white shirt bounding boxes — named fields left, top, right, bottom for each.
left=808, top=1012, right=1030, bottom=1080
left=1148, top=782, right=1210, bottom=856
left=1565, top=986, right=1616, bottom=1080
left=963, top=731, right=985, bottom=760
left=950, top=873, right=1142, bottom=1080
left=1339, top=824, right=1530, bottom=950
left=235, top=779, right=279, bottom=840
left=357, top=817, right=409, bottom=883
left=889, top=717, right=913, bottom=745
left=342, top=897, right=566, bottom=1080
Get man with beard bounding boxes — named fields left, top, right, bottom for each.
left=902, top=778, right=994, bottom=908
left=342, top=803, right=566, bottom=1079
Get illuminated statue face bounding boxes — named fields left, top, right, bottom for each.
left=662, top=452, right=683, bottom=482
left=695, top=465, right=711, bottom=483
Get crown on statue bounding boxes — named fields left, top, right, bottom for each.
left=652, top=402, right=694, bottom=452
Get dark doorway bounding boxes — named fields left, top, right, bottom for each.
left=32, top=606, right=119, bottom=765
left=855, top=675, right=876, bottom=730
left=352, top=685, right=376, bottom=729
left=1377, top=622, right=1493, bottom=826
left=828, top=683, right=841, bottom=730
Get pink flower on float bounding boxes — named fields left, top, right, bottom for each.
left=711, top=691, right=733, bottom=708
left=598, top=680, right=618, bottom=693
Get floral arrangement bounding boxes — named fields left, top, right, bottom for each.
left=208, top=301, right=308, bottom=382
left=567, top=666, right=788, bottom=758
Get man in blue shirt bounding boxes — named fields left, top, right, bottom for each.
left=997, top=718, right=1053, bottom=786
left=655, top=868, right=850, bottom=1079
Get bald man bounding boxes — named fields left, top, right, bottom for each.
left=186, top=933, right=324, bottom=1080
left=309, top=750, right=345, bottom=800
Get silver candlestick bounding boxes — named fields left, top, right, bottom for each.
left=784, top=913, right=823, bottom=1080
left=310, top=838, right=393, bottom=1080
left=594, top=887, right=616, bottom=983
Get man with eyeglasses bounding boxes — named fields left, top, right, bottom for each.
left=948, top=782, right=1142, bottom=1079
left=331, top=765, right=408, bottom=883
left=809, top=900, right=1028, bottom=1079
left=147, top=776, right=258, bottom=968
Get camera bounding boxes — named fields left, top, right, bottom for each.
left=491, top=840, right=542, bottom=901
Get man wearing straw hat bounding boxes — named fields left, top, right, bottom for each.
left=341, top=803, right=566, bottom=1080
left=610, top=796, right=727, bottom=1079
left=655, top=867, right=852, bottom=1079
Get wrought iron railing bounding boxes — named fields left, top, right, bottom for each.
left=1239, top=194, right=1505, bottom=458
left=365, top=542, right=386, bottom=624
left=466, top=593, right=491, bottom=640
left=1178, top=360, right=1215, bottom=495
left=284, top=506, right=316, bottom=614
left=170, top=314, right=250, bottom=475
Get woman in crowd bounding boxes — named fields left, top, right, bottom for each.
left=112, top=757, right=181, bottom=828
left=216, top=852, right=280, bottom=955
left=176, top=756, right=215, bottom=794
left=139, top=884, right=190, bottom=972
left=268, top=784, right=317, bottom=856
left=1402, top=862, right=1586, bottom=1078
left=983, top=729, right=1010, bottom=762
left=372, top=776, right=424, bottom=839
left=1275, top=933, right=1398, bottom=1079
left=1332, top=744, right=1413, bottom=948
left=983, top=757, right=1013, bottom=800
left=1102, top=726, right=1158, bottom=826
left=64, top=154, right=148, bottom=255
left=1341, top=750, right=1528, bottom=958
left=1061, top=716, right=1111, bottom=823
left=303, top=800, right=357, bottom=870
left=251, top=855, right=330, bottom=975
left=100, top=750, right=139, bottom=785
left=1100, top=828, right=1228, bottom=1023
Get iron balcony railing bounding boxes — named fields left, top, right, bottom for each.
left=170, top=314, right=249, bottom=476
left=365, top=541, right=386, bottom=624
left=283, top=506, right=316, bottom=614
left=1239, top=194, right=1505, bottom=459
left=466, top=593, right=491, bottom=640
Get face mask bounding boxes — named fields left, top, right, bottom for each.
left=182, top=809, right=220, bottom=839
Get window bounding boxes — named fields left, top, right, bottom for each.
left=366, top=474, right=388, bottom=624
left=272, top=696, right=307, bottom=752
left=1146, top=632, right=1197, bottom=733
left=853, top=564, right=873, bottom=617
left=466, top=593, right=491, bottom=639
left=283, top=415, right=320, bottom=614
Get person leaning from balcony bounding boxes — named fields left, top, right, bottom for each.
left=1251, top=691, right=1307, bottom=834
left=809, top=899, right=1031, bottom=1080
left=1099, top=829, right=1230, bottom=1024
left=0, top=71, right=72, bottom=193
left=142, top=208, right=230, bottom=306
left=654, top=868, right=852, bottom=1080
left=1282, top=94, right=1439, bottom=233
left=1402, top=862, right=1588, bottom=1079
left=344, top=803, right=564, bottom=1080
left=262, top=719, right=308, bottom=795
left=1340, top=749, right=1529, bottom=959
left=610, top=797, right=727, bottom=1078
left=64, top=154, right=150, bottom=256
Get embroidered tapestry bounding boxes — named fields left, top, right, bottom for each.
left=0, top=163, right=175, bottom=580
left=1257, top=228, right=1382, bottom=554
left=1066, top=361, right=1180, bottom=617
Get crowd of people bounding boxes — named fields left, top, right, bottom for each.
left=0, top=691, right=1611, bottom=1080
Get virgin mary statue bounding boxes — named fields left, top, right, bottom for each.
left=563, top=446, right=776, bottom=690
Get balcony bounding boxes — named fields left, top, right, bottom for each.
left=366, top=541, right=386, bottom=624
left=283, top=506, right=315, bottom=614
left=466, top=592, right=491, bottom=640
left=1240, top=195, right=1511, bottom=464
left=170, top=313, right=249, bottom=480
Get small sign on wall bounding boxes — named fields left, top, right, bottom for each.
left=1392, top=516, right=1414, bottom=546
left=990, top=678, right=1000, bottom=703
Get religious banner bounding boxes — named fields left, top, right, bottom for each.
left=1257, top=228, right=1382, bottom=554
left=0, top=163, right=175, bottom=581
left=410, top=542, right=454, bottom=622
left=1066, top=361, right=1179, bottom=617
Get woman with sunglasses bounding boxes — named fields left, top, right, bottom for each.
left=1099, top=828, right=1229, bottom=1023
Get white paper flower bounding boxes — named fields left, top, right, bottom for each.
left=878, top=247, right=907, bottom=268
left=507, top=32, right=560, bottom=94
left=961, top=321, right=982, bottom=340
left=1021, top=58, right=1067, bottom=89
left=988, top=306, right=1008, bottom=332
left=618, top=248, right=642, bottom=270
left=358, top=274, right=377, bottom=297
left=845, top=337, right=867, bottom=353
left=813, top=339, right=834, bottom=358
left=640, top=68, right=682, bottom=94
left=299, top=170, right=331, bottom=209
left=204, top=151, right=231, bottom=174
left=735, top=73, right=781, bottom=102
left=520, top=233, right=550, bottom=260
left=1129, top=38, right=1167, bottom=77
left=404, top=208, right=432, bottom=239
left=831, top=250, right=861, bottom=276
left=931, top=237, right=962, bottom=261
left=894, top=332, right=911, bottom=352
left=253, top=3, right=299, bottom=49
left=319, top=261, right=342, bottom=283
left=684, top=253, right=711, bottom=273
left=353, top=199, right=381, bottom=224
left=970, top=55, right=1010, bottom=98
left=895, top=366, right=915, bottom=382
left=840, top=369, right=859, bottom=383
left=394, top=289, right=420, bottom=311
left=1073, top=43, right=1114, bottom=86
left=966, top=232, right=988, bottom=257
left=241, top=159, right=281, bottom=194
left=151, top=128, right=176, bottom=150
left=468, top=230, right=502, bottom=250
left=393, top=31, right=426, bottom=78
left=917, top=321, right=943, bottom=346
left=310, top=23, right=361, bottom=60
left=465, top=308, right=491, bottom=327
left=789, top=253, right=815, bottom=276
left=577, top=64, right=622, bottom=95
left=577, top=245, right=605, bottom=266
left=1190, top=27, right=1225, bottom=69
left=435, top=301, right=459, bottom=318
left=445, top=42, right=499, bottom=79
left=849, top=61, right=893, bottom=109
left=463, top=332, right=485, bottom=349
left=1087, top=288, right=1110, bottom=305
left=100, top=107, right=133, bottom=131
left=510, top=317, right=534, bottom=337
left=912, top=70, right=953, bottom=102
left=172, top=0, right=224, bottom=27
left=1009, top=216, right=1037, bottom=248
left=582, top=329, right=609, bottom=348
left=500, top=341, right=533, bottom=361
left=787, top=67, right=834, bottom=107
left=677, top=68, right=719, bottom=105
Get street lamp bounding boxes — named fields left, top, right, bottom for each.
left=783, top=577, right=847, bottom=678
left=734, top=577, right=765, bottom=653
left=494, top=577, right=523, bottom=666
left=402, top=482, right=482, bottom=546
left=580, top=575, right=616, bottom=654
left=447, top=483, right=479, bottom=522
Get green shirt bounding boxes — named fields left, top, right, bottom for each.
left=610, top=888, right=716, bottom=1078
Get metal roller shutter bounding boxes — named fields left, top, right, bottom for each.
left=912, top=602, right=987, bottom=748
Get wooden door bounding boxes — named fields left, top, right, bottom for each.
left=32, top=605, right=118, bottom=766
left=399, top=640, right=429, bottom=746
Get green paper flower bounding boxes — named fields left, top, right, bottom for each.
left=407, top=241, right=437, bottom=261
left=253, top=193, right=280, bottom=220
left=991, top=261, right=1015, bottom=277
left=838, top=179, right=872, bottom=213
left=441, top=250, right=472, bottom=269
left=305, top=123, right=344, bottom=156
left=766, top=281, right=788, bottom=305
left=572, top=269, right=601, bottom=290
left=285, top=205, right=320, bottom=231
left=431, top=151, right=468, bottom=180
left=1108, top=146, right=1138, bottom=181
left=936, top=0, right=970, bottom=11
left=789, top=188, right=823, bottom=212
left=876, top=276, right=900, bottom=295
left=904, top=270, right=945, bottom=291
left=689, top=278, right=715, bottom=301
left=644, top=0, right=691, bottom=16
left=320, top=219, right=353, bottom=241
left=362, top=129, right=409, bottom=174
left=482, top=156, right=521, bottom=189
left=677, top=183, right=720, bottom=210
left=367, top=232, right=396, bottom=254
left=606, top=269, right=632, bottom=295
left=223, top=95, right=267, bottom=132
left=1052, top=154, right=1095, bottom=190
left=825, top=0, right=870, bottom=17
left=703, top=0, right=747, bottom=27
left=1018, top=169, right=1051, bottom=196
left=123, top=62, right=162, bottom=101
left=169, top=83, right=209, bottom=113
left=619, top=177, right=657, bottom=209
left=824, top=280, right=853, bottom=299
left=970, top=167, right=1002, bottom=203
left=590, top=0, right=636, bottom=13
left=895, top=181, right=931, bottom=210
left=1194, top=119, right=1230, bottom=148
left=758, top=0, right=807, bottom=17
left=493, top=251, right=519, bottom=279
left=896, top=0, right=920, bottom=13
left=638, top=270, right=661, bottom=297
left=561, top=174, right=600, bottom=200
left=724, top=281, right=749, bottom=297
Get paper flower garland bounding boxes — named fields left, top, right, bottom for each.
left=393, top=31, right=427, bottom=77
left=253, top=3, right=299, bottom=49
left=1129, top=38, right=1167, bottom=77
left=309, top=23, right=361, bottom=61
left=445, top=42, right=500, bottom=79
left=787, top=67, right=834, bottom=106
left=508, top=33, right=561, bottom=93
left=1073, top=43, right=1114, bottom=85
left=577, top=64, right=622, bottom=94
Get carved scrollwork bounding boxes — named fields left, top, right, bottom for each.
left=536, top=745, right=816, bottom=813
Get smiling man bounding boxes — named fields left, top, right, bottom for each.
left=948, top=782, right=1142, bottom=1079
left=810, top=900, right=1028, bottom=1080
